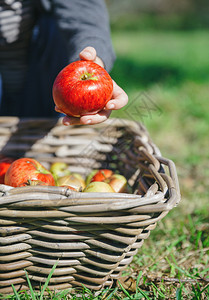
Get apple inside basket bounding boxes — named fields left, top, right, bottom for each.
left=0, top=117, right=180, bottom=294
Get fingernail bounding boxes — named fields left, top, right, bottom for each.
left=84, top=52, right=91, bottom=59
left=107, top=104, right=115, bottom=109
left=85, top=119, right=91, bottom=124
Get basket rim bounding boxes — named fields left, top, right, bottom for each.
left=0, top=117, right=181, bottom=212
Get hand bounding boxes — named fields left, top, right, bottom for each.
left=55, top=46, right=128, bottom=125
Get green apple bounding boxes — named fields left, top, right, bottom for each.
left=50, top=162, right=71, bottom=181
left=83, top=181, right=115, bottom=193
left=85, top=169, right=98, bottom=186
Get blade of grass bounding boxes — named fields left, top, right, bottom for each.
left=151, top=284, right=158, bottom=299
left=168, top=254, right=200, bottom=280
left=81, top=283, right=95, bottom=297
left=25, top=270, right=36, bottom=300
left=135, top=271, right=143, bottom=299
left=174, top=264, right=198, bottom=280
left=191, top=284, right=199, bottom=299
left=159, top=281, right=166, bottom=294
left=40, top=259, right=59, bottom=300
left=11, top=285, right=21, bottom=300
left=137, top=287, right=151, bottom=300
left=166, top=235, right=187, bottom=252
left=193, top=282, right=209, bottom=299
left=201, top=267, right=209, bottom=277
left=52, top=288, right=71, bottom=299
left=104, top=287, right=118, bottom=300
left=151, top=282, right=166, bottom=298
left=24, top=289, right=31, bottom=300
left=176, top=286, right=182, bottom=300
left=118, top=280, right=132, bottom=299
left=199, top=283, right=209, bottom=295
left=195, top=231, right=202, bottom=249
left=165, top=256, right=176, bottom=277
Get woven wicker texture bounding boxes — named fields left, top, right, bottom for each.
left=0, top=117, right=180, bottom=294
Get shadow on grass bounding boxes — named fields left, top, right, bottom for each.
left=110, top=56, right=186, bottom=89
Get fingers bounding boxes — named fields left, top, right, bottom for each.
left=79, top=46, right=104, bottom=67
left=93, top=56, right=105, bottom=68
left=80, top=110, right=111, bottom=125
left=55, top=79, right=129, bottom=127
left=79, top=46, right=97, bottom=61
left=62, top=116, right=82, bottom=126
left=105, top=80, right=129, bottom=110
left=55, top=67, right=128, bottom=126
left=62, top=110, right=112, bottom=126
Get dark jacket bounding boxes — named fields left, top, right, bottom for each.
left=0, top=0, right=115, bottom=117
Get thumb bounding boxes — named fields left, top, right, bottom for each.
left=79, top=46, right=97, bottom=61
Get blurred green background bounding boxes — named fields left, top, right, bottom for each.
left=107, top=0, right=209, bottom=297
left=106, top=0, right=209, bottom=211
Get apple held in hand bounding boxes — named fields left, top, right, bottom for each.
left=5, top=158, right=56, bottom=187
left=52, top=60, right=113, bottom=117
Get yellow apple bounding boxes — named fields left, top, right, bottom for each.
left=71, top=173, right=86, bottom=190
left=106, top=174, right=127, bottom=193
left=57, top=174, right=83, bottom=191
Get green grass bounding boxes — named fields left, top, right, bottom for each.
left=110, top=29, right=209, bottom=299
left=1, top=30, right=209, bottom=299
left=110, top=13, right=209, bottom=32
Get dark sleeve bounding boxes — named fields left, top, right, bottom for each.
left=41, top=0, right=116, bottom=72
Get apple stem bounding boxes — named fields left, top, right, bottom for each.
left=81, top=74, right=88, bottom=80
left=80, top=72, right=98, bottom=81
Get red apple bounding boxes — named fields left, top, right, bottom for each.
left=5, top=158, right=56, bottom=187
left=18, top=180, right=49, bottom=187
left=0, top=156, right=14, bottom=184
left=59, top=185, right=78, bottom=191
left=52, top=60, right=113, bottom=117
left=90, top=169, right=113, bottom=183
left=83, top=182, right=115, bottom=193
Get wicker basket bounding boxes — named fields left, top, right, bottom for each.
left=0, top=117, right=180, bottom=294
